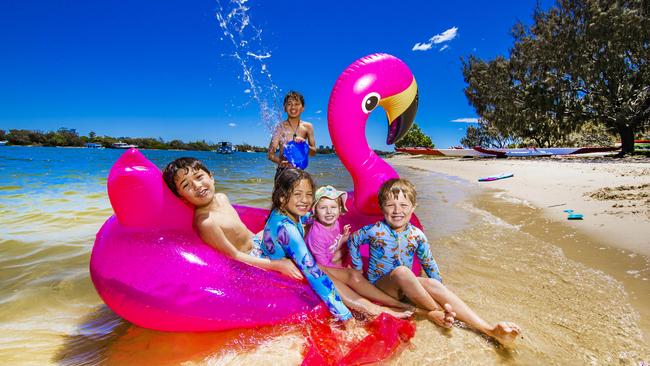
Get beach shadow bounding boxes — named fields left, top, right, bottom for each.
left=52, top=306, right=129, bottom=365
left=53, top=305, right=297, bottom=365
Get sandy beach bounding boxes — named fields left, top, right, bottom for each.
left=388, top=154, right=650, bottom=357
left=389, top=154, right=650, bottom=256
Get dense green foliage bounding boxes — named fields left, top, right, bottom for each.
left=0, top=128, right=261, bottom=151
left=460, top=119, right=517, bottom=148
left=462, top=0, right=649, bottom=154
left=395, top=123, right=435, bottom=148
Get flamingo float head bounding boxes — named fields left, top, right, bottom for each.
left=328, top=53, right=419, bottom=215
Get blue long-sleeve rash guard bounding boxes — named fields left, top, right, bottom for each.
left=262, top=209, right=352, bottom=321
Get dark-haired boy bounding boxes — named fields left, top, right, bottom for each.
left=162, top=157, right=303, bottom=280
left=267, top=91, right=316, bottom=179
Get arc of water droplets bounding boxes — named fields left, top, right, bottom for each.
left=216, top=0, right=283, bottom=139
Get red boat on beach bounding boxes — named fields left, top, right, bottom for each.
left=396, top=146, right=621, bottom=157
left=395, top=147, right=494, bottom=157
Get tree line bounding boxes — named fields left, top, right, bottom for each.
left=0, top=128, right=226, bottom=151
left=461, top=0, right=649, bottom=154
left=395, top=123, right=435, bottom=148
left=0, top=128, right=341, bottom=153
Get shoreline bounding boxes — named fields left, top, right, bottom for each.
left=388, top=154, right=650, bottom=256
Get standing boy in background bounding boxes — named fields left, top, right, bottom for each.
left=267, top=91, right=316, bottom=180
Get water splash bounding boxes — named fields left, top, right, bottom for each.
left=215, top=0, right=283, bottom=136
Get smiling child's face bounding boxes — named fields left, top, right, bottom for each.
left=314, top=197, right=341, bottom=227
left=283, top=178, right=313, bottom=220
left=381, top=191, right=415, bottom=232
left=174, top=167, right=215, bottom=207
left=284, top=98, right=304, bottom=119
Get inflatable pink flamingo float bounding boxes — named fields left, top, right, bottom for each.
left=90, top=53, right=420, bottom=332
left=329, top=53, right=418, bottom=216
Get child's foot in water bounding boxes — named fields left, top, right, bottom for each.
left=486, top=322, right=521, bottom=346
left=425, top=303, right=455, bottom=328
left=364, top=302, right=413, bottom=319
left=382, top=307, right=414, bottom=319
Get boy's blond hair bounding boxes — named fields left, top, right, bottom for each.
left=378, top=178, right=417, bottom=207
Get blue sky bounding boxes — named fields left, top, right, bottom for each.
left=0, top=0, right=554, bottom=150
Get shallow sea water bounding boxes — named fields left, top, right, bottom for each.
left=0, top=147, right=648, bottom=365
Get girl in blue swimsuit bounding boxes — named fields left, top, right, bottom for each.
left=262, top=168, right=352, bottom=321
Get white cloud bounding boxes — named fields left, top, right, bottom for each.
left=228, top=123, right=237, bottom=127
left=432, top=27, right=458, bottom=44
left=243, top=89, right=251, bottom=94
left=315, top=110, right=322, bottom=114
left=439, top=45, right=449, bottom=52
left=450, top=118, right=479, bottom=123
left=412, top=42, right=433, bottom=51
left=412, top=26, right=458, bottom=52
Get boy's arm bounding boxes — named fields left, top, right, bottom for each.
left=267, top=128, right=288, bottom=166
left=305, top=123, right=316, bottom=156
left=347, top=227, right=367, bottom=271
left=196, top=216, right=302, bottom=279
left=415, top=233, right=443, bottom=283
left=279, top=222, right=352, bottom=321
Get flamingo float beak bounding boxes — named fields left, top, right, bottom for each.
left=380, top=77, right=419, bottom=145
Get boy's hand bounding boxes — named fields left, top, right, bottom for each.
left=293, top=136, right=306, bottom=143
left=278, top=160, right=292, bottom=168
left=274, top=258, right=304, bottom=280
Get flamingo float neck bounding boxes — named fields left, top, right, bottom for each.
left=328, top=54, right=417, bottom=215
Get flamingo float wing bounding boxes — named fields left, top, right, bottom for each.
left=90, top=149, right=319, bottom=332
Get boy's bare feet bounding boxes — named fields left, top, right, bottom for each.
left=425, top=303, right=455, bottom=328
left=486, top=322, right=521, bottom=346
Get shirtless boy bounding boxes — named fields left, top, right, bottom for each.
left=162, top=157, right=302, bottom=279
left=267, top=91, right=316, bottom=178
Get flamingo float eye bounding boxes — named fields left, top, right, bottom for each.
left=361, top=92, right=380, bottom=114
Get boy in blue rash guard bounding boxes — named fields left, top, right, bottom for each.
left=348, top=178, right=522, bottom=346
left=262, top=168, right=352, bottom=321
left=348, top=218, right=442, bottom=285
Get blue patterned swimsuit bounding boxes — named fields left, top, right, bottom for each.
left=262, top=209, right=352, bottom=321
left=348, top=221, right=442, bottom=284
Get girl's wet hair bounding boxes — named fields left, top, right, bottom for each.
left=271, top=168, right=315, bottom=213
left=162, top=157, right=211, bottom=197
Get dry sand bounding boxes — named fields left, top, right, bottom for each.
left=388, top=154, right=650, bottom=256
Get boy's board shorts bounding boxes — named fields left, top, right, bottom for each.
left=249, top=231, right=264, bottom=258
